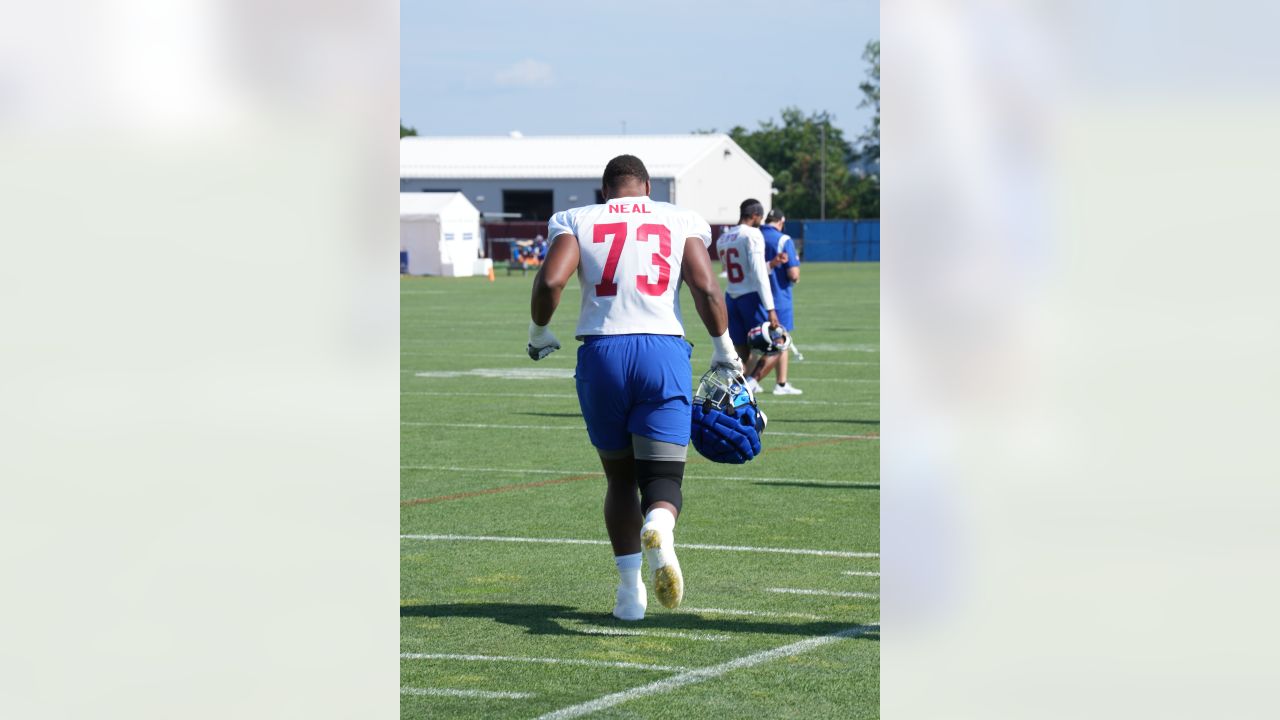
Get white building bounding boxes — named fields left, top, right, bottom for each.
left=399, top=192, right=483, bottom=276
left=400, top=134, right=773, bottom=226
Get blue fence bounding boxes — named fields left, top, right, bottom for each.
left=782, top=219, right=880, bottom=262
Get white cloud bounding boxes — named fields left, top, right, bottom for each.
left=494, top=59, right=553, bottom=88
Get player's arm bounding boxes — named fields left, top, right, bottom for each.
left=682, top=235, right=742, bottom=374
left=748, top=234, right=779, bottom=326
left=527, top=229, right=579, bottom=360
left=783, top=237, right=800, bottom=284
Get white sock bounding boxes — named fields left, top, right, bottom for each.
left=644, top=507, right=676, bottom=532
left=615, top=552, right=642, bottom=589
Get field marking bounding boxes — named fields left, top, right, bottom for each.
left=400, top=653, right=686, bottom=672
left=401, top=421, right=877, bottom=441
left=401, top=464, right=877, bottom=487
left=401, top=390, right=876, bottom=407
left=787, top=360, right=879, bottom=366
left=400, top=534, right=878, bottom=559
left=681, top=607, right=828, bottom=621
left=400, top=473, right=599, bottom=506
left=843, top=571, right=880, bottom=577
left=401, top=391, right=578, bottom=399
left=795, top=343, right=879, bottom=352
left=400, top=687, right=534, bottom=699
left=767, top=588, right=880, bottom=599
left=577, top=626, right=731, bottom=642
left=413, top=368, right=575, bottom=380
left=533, top=624, right=877, bottom=720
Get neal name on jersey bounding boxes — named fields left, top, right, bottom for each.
left=548, top=197, right=712, bottom=339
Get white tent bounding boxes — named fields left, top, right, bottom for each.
left=399, top=192, right=483, bottom=276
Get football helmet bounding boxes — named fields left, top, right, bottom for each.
left=746, top=322, right=790, bottom=355
left=690, top=366, right=767, bottom=464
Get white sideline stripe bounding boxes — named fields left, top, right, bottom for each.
left=843, top=571, right=880, bottom=577
left=401, top=421, right=877, bottom=440
left=400, top=653, right=686, bottom=672
left=400, top=534, right=878, bottom=558
left=401, top=687, right=533, bottom=699
left=533, top=625, right=877, bottom=720
left=781, top=378, right=879, bottom=384
left=578, top=626, right=731, bottom=642
left=401, top=390, right=876, bottom=406
left=400, top=465, right=877, bottom=487
left=401, top=392, right=578, bottom=399
left=413, top=368, right=575, bottom=380
left=767, top=588, right=880, bottom=599
left=788, top=360, right=879, bottom=366
left=403, top=422, right=581, bottom=431
left=681, top=607, right=827, bottom=621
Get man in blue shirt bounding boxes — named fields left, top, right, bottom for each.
left=759, top=209, right=802, bottom=394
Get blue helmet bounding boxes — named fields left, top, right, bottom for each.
left=690, top=367, right=768, bottom=464
left=747, top=322, right=790, bottom=355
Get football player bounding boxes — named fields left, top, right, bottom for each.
left=758, top=208, right=802, bottom=394
left=717, top=198, right=780, bottom=396
left=527, top=155, right=742, bottom=621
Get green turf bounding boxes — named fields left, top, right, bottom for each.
left=402, top=263, right=879, bottom=719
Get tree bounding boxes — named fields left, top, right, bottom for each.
left=728, top=108, right=875, bottom=219
left=858, top=40, right=880, bottom=162
left=400, top=121, right=418, bottom=138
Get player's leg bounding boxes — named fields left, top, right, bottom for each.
left=576, top=337, right=647, bottom=620
left=772, top=305, right=801, bottom=394
left=627, top=335, right=694, bottom=610
left=741, top=293, right=771, bottom=394
left=634, top=436, right=685, bottom=609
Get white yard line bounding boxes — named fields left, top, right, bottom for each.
left=577, top=626, right=731, bottom=642
left=532, top=624, right=877, bottom=720
left=680, top=607, right=828, bottom=621
left=843, top=571, right=880, bottom=577
left=400, top=687, right=533, bottom=699
left=767, top=588, right=880, bottom=599
left=403, top=422, right=581, bottom=431
left=400, top=534, right=878, bottom=559
left=400, top=653, right=686, bottom=672
left=401, top=390, right=876, bottom=407
left=401, top=422, right=876, bottom=440
left=400, top=391, right=579, bottom=399
left=400, top=465, right=876, bottom=487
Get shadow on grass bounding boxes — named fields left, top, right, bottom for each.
left=401, top=602, right=878, bottom=641
left=753, top=481, right=879, bottom=490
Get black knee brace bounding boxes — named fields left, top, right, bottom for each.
left=636, top=460, right=685, bottom=514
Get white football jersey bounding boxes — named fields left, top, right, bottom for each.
left=716, top=224, right=775, bottom=310
left=547, top=196, right=712, bottom=337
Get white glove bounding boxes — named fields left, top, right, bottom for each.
left=709, top=331, right=743, bottom=375
left=527, top=321, right=561, bottom=361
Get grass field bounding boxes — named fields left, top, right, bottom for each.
left=401, top=262, right=879, bottom=719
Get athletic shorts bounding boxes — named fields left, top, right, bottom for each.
left=726, top=292, right=770, bottom=346
left=575, top=334, right=693, bottom=451
left=775, top=303, right=795, bottom=332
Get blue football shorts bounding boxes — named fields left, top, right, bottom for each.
left=775, top=301, right=795, bottom=332
left=575, top=334, right=693, bottom=452
left=726, top=292, right=770, bottom=346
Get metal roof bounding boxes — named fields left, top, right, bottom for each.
left=400, top=133, right=767, bottom=180
left=399, top=191, right=479, bottom=218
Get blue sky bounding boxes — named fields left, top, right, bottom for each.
left=402, top=0, right=879, bottom=140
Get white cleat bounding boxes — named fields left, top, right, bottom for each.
left=612, top=582, right=647, bottom=621
left=641, top=524, right=684, bottom=609
left=744, top=376, right=762, bottom=397
left=772, top=383, right=803, bottom=395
